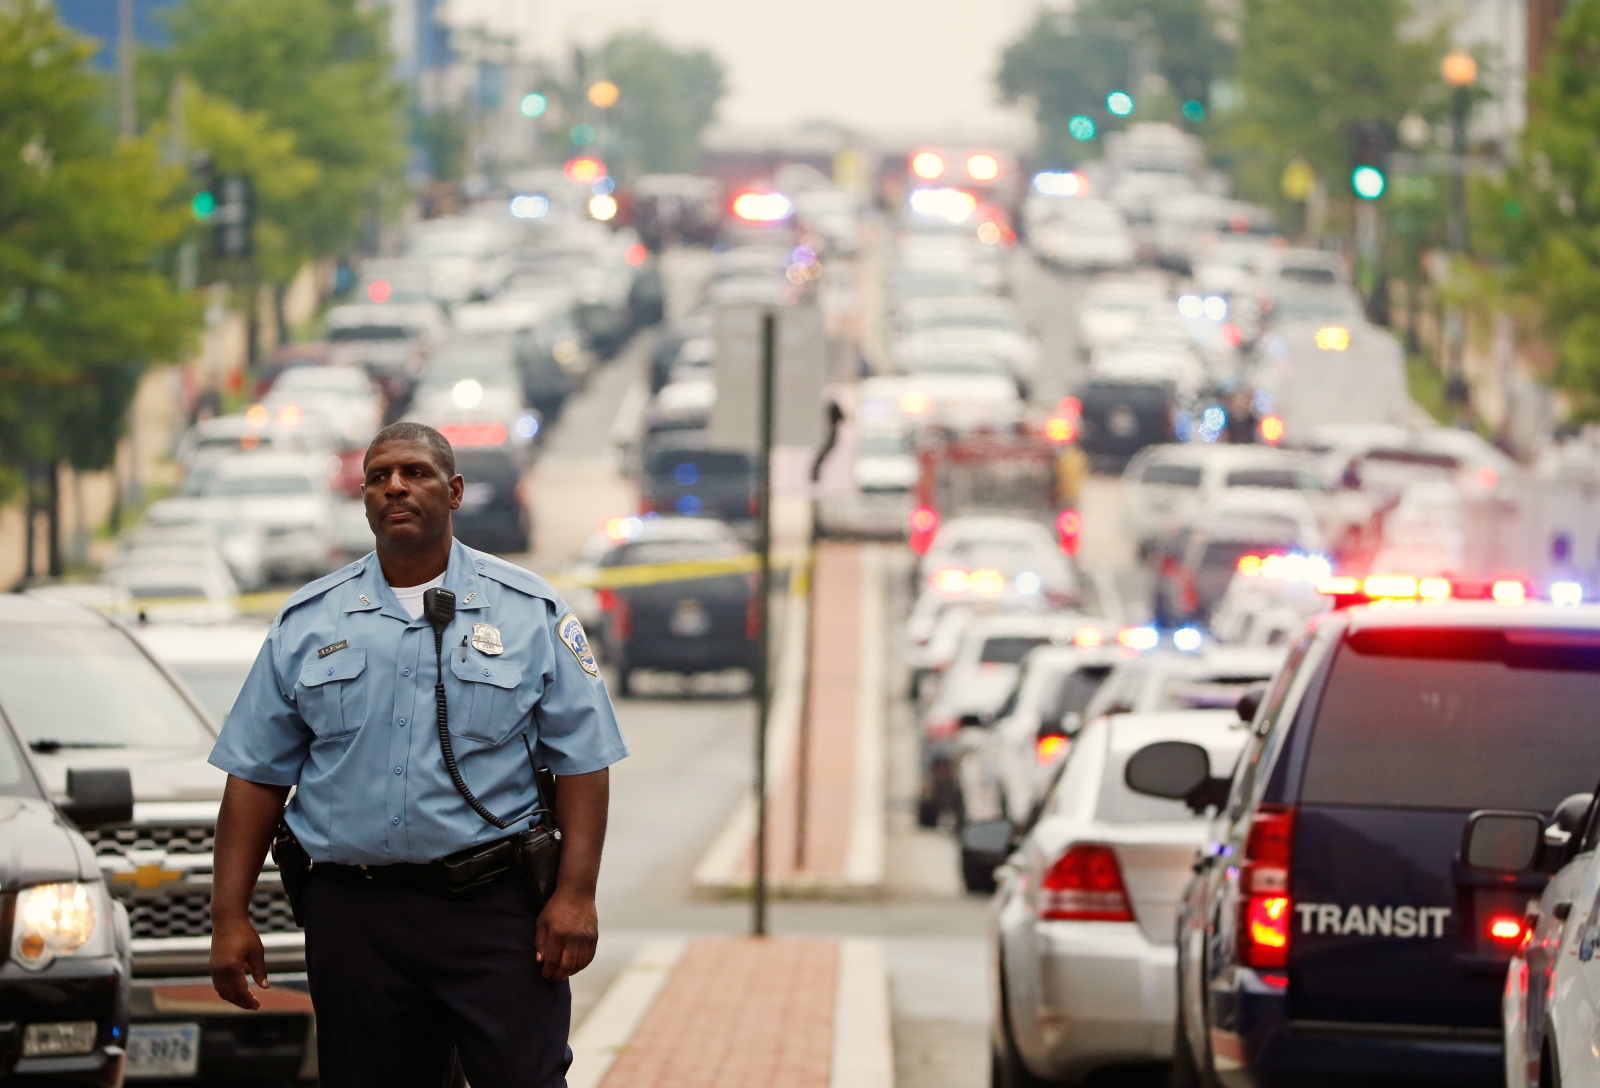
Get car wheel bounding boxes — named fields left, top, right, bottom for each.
left=615, top=659, right=634, bottom=698
left=993, top=970, right=1057, bottom=1088
left=961, top=847, right=998, bottom=894
left=1170, top=971, right=1215, bottom=1088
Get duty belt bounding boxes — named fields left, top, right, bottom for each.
left=319, top=833, right=524, bottom=896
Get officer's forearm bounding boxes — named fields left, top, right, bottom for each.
left=212, top=775, right=291, bottom=923
left=552, top=768, right=608, bottom=899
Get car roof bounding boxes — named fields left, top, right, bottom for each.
left=0, top=594, right=118, bottom=627
left=1341, top=601, right=1600, bottom=633
left=966, top=612, right=1106, bottom=639
left=133, top=622, right=271, bottom=663
left=211, top=454, right=326, bottom=477
left=1105, top=709, right=1245, bottom=754
left=1144, top=646, right=1288, bottom=676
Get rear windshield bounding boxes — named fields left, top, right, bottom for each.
left=981, top=636, right=1053, bottom=665
left=329, top=325, right=410, bottom=342
left=1301, top=629, right=1600, bottom=810
left=1202, top=539, right=1289, bottom=574
left=607, top=541, right=742, bottom=566
left=1226, top=468, right=1320, bottom=491
left=1045, top=665, right=1113, bottom=723
left=645, top=452, right=754, bottom=481
left=1142, top=464, right=1202, bottom=487
left=208, top=475, right=314, bottom=497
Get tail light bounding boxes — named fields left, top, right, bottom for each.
left=910, top=506, right=939, bottom=554
left=1238, top=805, right=1296, bottom=968
left=1038, top=844, right=1134, bottom=922
left=1487, top=914, right=1526, bottom=949
left=1056, top=509, right=1082, bottom=554
left=639, top=498, right=655, bottom=514
left=595, top=588, right=616, bottom=613
left=746, top=591, right=761, bottom=640
left=925, top=717, right=960, bottom=741
left=1036, top=734, right=1068, bottom=766
left=610, top=596, right=632, bottom=641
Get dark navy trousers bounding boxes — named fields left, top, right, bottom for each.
left=303, top=869, right=572, bottom=1088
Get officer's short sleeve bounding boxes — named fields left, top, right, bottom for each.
left=209, top=623, right=313, bottom=786
left=535, top=607, right=629, bottom=776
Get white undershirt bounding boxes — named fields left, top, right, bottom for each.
left=390, top=572, right=446, bottom=620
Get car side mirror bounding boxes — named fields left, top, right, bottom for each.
left=1553, top=793, right=1593, bottom=836
left=1236, top=683, right=1268, bottom=724
left=1125, top=740, right=1229, bottom=812
left=62, top=768, right=134, bottom=830
left=1461, top=810, right=1545, bottom=873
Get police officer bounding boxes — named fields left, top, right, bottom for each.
left=207, top=422, right=628, bottom=1088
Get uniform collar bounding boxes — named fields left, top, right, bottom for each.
left=340, top=540, right=490, bottom=621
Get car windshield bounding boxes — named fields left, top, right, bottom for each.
left=1044, top=665, right=1113, bottom=723
left=329, top=324, right=410, bottom=342
left=0, top=624, right=214, bottom=749
left=1141, top=463, right=1202, bottom=487
left=980, top=635, right=1054, bottom=665
left=167, top=661, right=255, bottom=724
left=1302, top=629, right=1600, bottom=810
left=1155, top=675, right=1267, bottom=710
left=907, top=355, right=1008, bottom=376
left=207, top=474, right=315, bottom=497
left=1271, top=291, right=1362, bottom=323
left=1226, top=468, right=1321, bottom=490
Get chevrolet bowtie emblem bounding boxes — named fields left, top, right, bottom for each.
left=113, top=863, right=184, bottom=890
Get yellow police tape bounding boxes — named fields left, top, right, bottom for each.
left=94, top=553, right=804, bottom=617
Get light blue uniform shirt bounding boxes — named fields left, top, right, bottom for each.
left=210, top=539, right=628, bottom=864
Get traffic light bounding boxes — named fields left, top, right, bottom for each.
left=190, top=155, right=219, bottom=221
left=1349, top=121, right=1391, bottom=200
left=210, top=174, right=256, bottom=259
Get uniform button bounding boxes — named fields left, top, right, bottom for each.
left=398, top=718, right=406, bottom=726
left=403, top=668, right=411, bottom=677
left=394, top=766, right=403, bottom=774
left=484, top=669, right=491, bottom=677
left=391, top=817, right=401, bottom=825
left=327, top=667, right=334, bottom=675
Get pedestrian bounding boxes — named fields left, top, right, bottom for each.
left=208, top=421, right=628, bottom=1088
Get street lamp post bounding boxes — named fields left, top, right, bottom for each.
left=1442, top=51, right=1477, bottom=253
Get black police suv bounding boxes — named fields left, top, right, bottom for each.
left=1161, top=602, right=1600, bottom=1088
left=0, top=717, right=133, bottom=1085
left=453, top=447, right=532, bottom=555
left=640, top=442, right=757, bottom=527
left=1075, top=376, right=1180, bottom=473
left=593, top=517, right=757, bottom=696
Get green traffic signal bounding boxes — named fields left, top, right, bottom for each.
left=1068, top=115, right=1096, bottom=141
left=1106, top=91, right=1134, bottom=117
left=192, top=191, right=217, bottom=220
left=1351, top=164, right=1386, bottom=200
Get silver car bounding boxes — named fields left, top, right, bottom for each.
left=987, top=711, right=1250, bottom=1085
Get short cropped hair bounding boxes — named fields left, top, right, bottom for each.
left=365, top=422, right=456, bottom=477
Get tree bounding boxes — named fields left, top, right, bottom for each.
left=150, top=0, right=406, bottom=312
left=0, top=0, right=200, bottom=567
left=1474, top=0, right=1600, bottom=410
left=997, top=0, right=1229, bottom=164
left=1214, top=0, right=1442, bottom=217
left=592, top=32, right=725, bottom=176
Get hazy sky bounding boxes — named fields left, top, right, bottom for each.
left=446, top=0, right=1042, bottom=143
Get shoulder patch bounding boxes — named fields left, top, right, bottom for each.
left=557, top=614, right=600, bottom=676
left=279, top=560, right=366, bottom=617
left=471, top=550, right=562, bottom=603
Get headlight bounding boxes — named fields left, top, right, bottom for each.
left=13, top=882, right=111, bottom=970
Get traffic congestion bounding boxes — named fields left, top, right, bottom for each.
left=3, top=0, right=1599, bottom=1085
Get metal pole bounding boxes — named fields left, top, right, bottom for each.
left=1448, top=86, right=1470, bottom=254
left=752, top=311, right=776, bottom=937
left=793, top=540, right=814, bottom=872
left=117, top=0, right=136, bottom=139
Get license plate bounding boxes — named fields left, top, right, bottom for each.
left=126, top=1023, right=200, bottom=1078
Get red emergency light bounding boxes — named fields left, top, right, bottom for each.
left=437, top=422, right=508, bottom=447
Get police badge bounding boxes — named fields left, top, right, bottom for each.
left=471, top=623, right=504, bottom=655
left=557, top=614, right=600, bottom=676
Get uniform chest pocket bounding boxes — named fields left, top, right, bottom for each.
left=450, top=658, right=528, bottom=744
left=298, top=650, right=367, bottom=739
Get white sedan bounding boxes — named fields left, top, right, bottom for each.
left=987, top=711, right=1249, bottom=1085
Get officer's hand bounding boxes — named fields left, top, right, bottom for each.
left=536, top=889, right=598, bottom=981
left=210, top=916, right=270, bottom=1010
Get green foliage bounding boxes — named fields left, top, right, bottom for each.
left=1213, top=0, right=1442, bottom=215
left=997, top=0, right=1229, bottom=164
left=592, top=32, right=725, bottom=175
left=151, top=0, right=406, bottom=277
left=0, top=0, right=200, bottom=500
left=1473, top=0, right=1600, bottom=409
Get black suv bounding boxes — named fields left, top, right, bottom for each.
left=0, top=718, right=133, bottom=1084
left=1164, top=602, right=1600, bottom=1087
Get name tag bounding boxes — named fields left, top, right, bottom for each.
left=317, top=639, right=348, bottom=659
